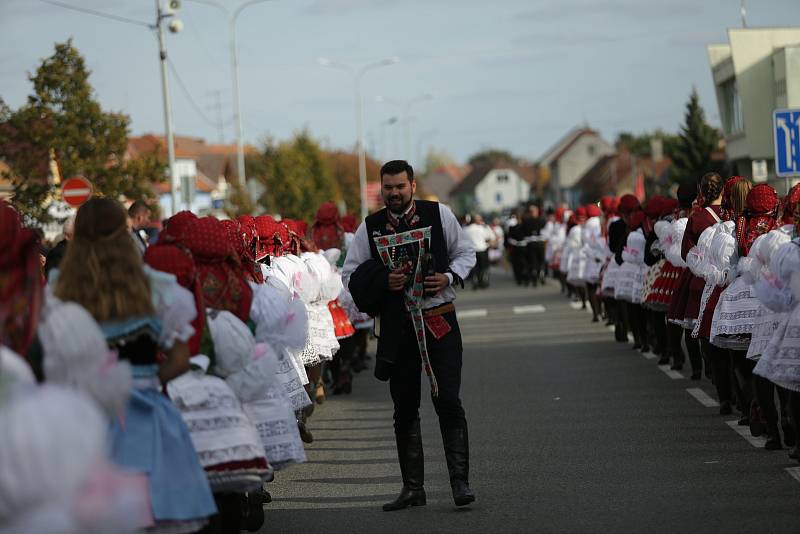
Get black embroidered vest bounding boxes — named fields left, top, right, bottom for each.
left=365, top=200, right=449, bottom=274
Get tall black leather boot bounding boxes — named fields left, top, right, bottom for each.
left=440, top=422, right=476, bottom=507
left=383, top=419, right=426, bottom=511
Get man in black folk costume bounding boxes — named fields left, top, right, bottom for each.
left=343, top=160, right=477, bottom=510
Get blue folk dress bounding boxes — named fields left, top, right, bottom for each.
left=103, top=268, right=216, bottom=526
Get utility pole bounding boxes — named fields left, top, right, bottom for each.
left=155, top=0, right=179, bottom=216
left=40, top=0, right=183, bottom=215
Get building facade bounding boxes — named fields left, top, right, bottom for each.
left=707, top=28, right=800, bottom=191
left=450, top=166, right=531, bottom=216
left=538, top=127, right=616, bottom=206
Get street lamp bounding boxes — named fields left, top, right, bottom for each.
left=375, top=93, right=433, bottom=166
left=186, top=0, right=276, bottom=192
left=318, top=56, right=400, bottom=220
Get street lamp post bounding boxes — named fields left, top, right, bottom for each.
left=319, top=57, right=399, bottom=220
left=375, top=93, right=433, bottom=166
left=186, top=0, right=275, bottom=191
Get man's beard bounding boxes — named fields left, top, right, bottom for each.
left=386, top=196, right=412, bottom=215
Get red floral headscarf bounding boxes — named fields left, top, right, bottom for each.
left=780, top=183, right=800, bottom=225
left=158, top=210, right=198, bottom=245
left=618, top=194, right=640, bottom=215
left=180, top=216, right=253, bottom=322
left=144, top=243, right=205, bottom=355
left=311, top=202, right=344, bottom=251
left=0, top=201, right=43, bottom=358
left=341, top=213, right=357, bottom=233
left=600, top=196, right=618, bottom=216
left=221, top=218, right=263, bottom=284
left=737, top=184, right=779, bottom=256
left=254, top=215, right=284, bottom=260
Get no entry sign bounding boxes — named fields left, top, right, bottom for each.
left=61, top=176, right=93, bottom=207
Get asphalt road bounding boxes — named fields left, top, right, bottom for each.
left=261, top=268, right=800, bottom=533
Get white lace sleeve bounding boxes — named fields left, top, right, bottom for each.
left=146, top=266, right=197, bottom=350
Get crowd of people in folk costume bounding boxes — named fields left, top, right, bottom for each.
left=548, top=172, right=800, bottom=457
left=0, top=197, right=373, bottom=533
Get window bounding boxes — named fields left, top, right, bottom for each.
left=721, top=79, right=744, bottom=135
left=496, top=192, right=503, bottom=204
left=588, top=145, right=595, bottom=157
left=496, top=173, right=509, bottom=183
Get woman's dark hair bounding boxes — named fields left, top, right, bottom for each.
left=380, top=160, right=414, bottom=181
left=677, top=182, right=697, bottom=209
left=699, top=172, right=724, bottom=207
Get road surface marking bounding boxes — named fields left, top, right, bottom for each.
left=725, top=420, right=767, bottom=448
left=642, top=352, right=657, bottom=360
left=785, top=467, right=800, bottom=484
left=657, top=365, right=685, bottom=380
left=513, top=305, right=546, bottom=314
left=607, top=325, right=616, bottom=332
left=569, top=301, right=583, bottom=310
left=686, top=388, right=720, bottom=407
left=457, top=309, right=487, bottom=319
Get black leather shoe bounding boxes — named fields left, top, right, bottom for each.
left=719, top=402, right=733, bottom=416
left=451, top=480, right=476, bottom=507
left=382, top=486, right=426, bottom=511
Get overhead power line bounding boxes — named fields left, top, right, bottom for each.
left=39, top=0, right=152, bottom=28
left=167, top=58, right=221, bottom=129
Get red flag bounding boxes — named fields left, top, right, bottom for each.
left=634, top=173, right=645, bottom=202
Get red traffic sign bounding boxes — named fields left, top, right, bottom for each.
left=62, top=176, right=93, bottom=207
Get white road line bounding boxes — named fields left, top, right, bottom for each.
left=725, top=420, right=768, bottom=448
left=457, top=309, right=488, bottom=319
left=686, top=387, right=720, bottom=408
left=569, top=301, right=583, bottom=310
left=513, top=305, right=546, bottom=314
left=657, top=365, right=685, bottom=380
left=785, top=467, right=800, bottom=484
left=607, top=325, right=616, bottom=332
left=642, top=351, right=657, bottom=360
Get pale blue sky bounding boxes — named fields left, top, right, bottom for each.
left=1, top=0, right=799, bottom=165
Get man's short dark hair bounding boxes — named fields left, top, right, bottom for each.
left=128, top=200, right=149, bottom=217
left=380, top=160, right=414, bottom=182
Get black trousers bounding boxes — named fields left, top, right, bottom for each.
left=470, top=250, right=490, bottom=288
left=510, top=246, right=529, bottom=285
left=526, top=242, right=545, bottom=284
left=389, top=311, right=466, bottom=435
left=701, top=338, right=732, bottom=404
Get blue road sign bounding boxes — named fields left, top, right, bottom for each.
left=774, top=109, right=800, bottom=177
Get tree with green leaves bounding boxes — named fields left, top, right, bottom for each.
left=670, top=87, right=724, bottom=186
left=252, top=130, right=341, bottom=221
left=616, top=130, right=680, bottom=159
left=467, top=148, right=517, bottom=168
left=0, top=40, right=163, bottom=223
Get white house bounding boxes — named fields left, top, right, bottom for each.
left=449, top=166, right=532, bottom=215
left=538, top=127, right=615, bottom=206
